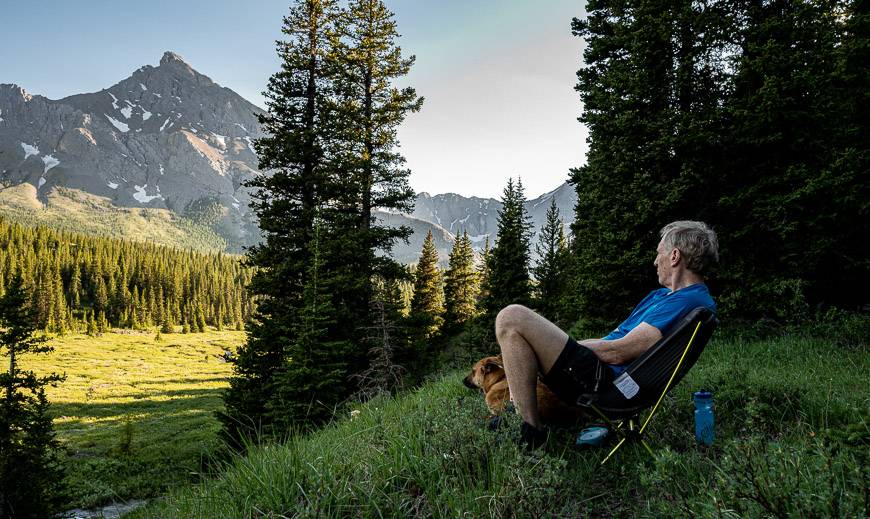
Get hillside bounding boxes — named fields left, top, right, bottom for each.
left=129, top=329, right=869, bottom=517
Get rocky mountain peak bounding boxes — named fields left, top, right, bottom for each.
left=0, top=84, right=33, bottom=103
left=160, top=51, right=189, bottom=67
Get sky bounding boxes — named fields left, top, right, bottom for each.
left=0, top=0, right=589, bottom=199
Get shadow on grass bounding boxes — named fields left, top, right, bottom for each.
left=51, top=389, right=225, bottom=428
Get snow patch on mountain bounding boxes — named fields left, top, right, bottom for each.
left=133, top=184, right=163, bottom=203
left=104, top=114, right=129, bottom=132
left=21, top=142, right=39, bottom=159
left=42, top=155, right=59, bottom=174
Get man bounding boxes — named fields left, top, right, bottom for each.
left=496, top=220, right=719, bottom=449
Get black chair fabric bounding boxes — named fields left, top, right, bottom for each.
left=578, top=307, right=718, bottom=418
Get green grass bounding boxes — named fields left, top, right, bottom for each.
left=129, top=331, right=869, bottom=518
left=19, top=328, right=246, bottom=509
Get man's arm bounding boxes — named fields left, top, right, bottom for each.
left=579, top=323, right=662, bottom=365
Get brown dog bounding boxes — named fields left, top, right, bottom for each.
left=463, top=355, right=585, bottom=425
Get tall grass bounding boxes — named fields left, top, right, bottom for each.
left=131, top=331, right=869, bottom=518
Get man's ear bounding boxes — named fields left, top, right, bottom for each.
left=670, top=248, right=681, bottom=266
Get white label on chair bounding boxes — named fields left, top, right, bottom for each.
left=614, top=373, right=640, bottom=399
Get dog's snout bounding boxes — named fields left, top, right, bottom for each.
left=463, top=375, right=477, bottom=390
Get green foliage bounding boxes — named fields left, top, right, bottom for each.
left=0, top=216, right=255, bottom=335
left=0, top=274, right=66, bottom=517
left=443, top=231, right=479, bottom=332
left=532, top=199, right=569, bottom=325
left=183, top=197, right=224, bottom=227
left=480, top=178, right=533, bottom=328
left=224, top=0, right=421, bottom=443
left=409, top=230, right=444, bottom=339
left=569, top=0, right=869, bottom=325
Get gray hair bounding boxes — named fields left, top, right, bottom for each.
left=659, top=221, right=719, bottom=275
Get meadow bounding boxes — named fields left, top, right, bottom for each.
left=22, top=328, right=246, bottom=509
left=128, top=327, right=869, bottom=518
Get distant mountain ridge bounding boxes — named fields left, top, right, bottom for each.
left=0, top=51, right=577, bottom=263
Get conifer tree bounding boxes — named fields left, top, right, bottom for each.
left=480, top=178, right=533, bottom=326
left=443, top=230, right=478, bottom=331
left=221, top=0, right=342, bottom=444
left=409, top=230, right=444, bottom=339
left=532, top=199, right=566, bottom=323
left=476, top=236, right=492, bottom=306
left=0, top=274, right=65, bottom=517
left=325, top=0, right=421, bottom=375
left=265, top=216, right=351, bottom=430
left=355, top=276, right=408, bottom=397
left=86, top=310, right=97, bottom=337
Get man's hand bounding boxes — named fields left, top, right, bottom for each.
left=580, top=323, right=662, bottom=365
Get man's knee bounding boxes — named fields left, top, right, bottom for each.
left=495, top=304, right=532, bottom=340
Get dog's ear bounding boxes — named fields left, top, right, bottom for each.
left=484, top=359, right=503, bottom=373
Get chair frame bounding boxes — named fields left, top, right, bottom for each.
left=576, top=308, right=717, bottom=464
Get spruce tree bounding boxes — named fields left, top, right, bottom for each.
left=480, top=178, right=533, bottom=327
left=221, top=0, right=342, bottom=443
left=355, top=276, right=408, bottom=397
left=532, top=199, right=566, bottom=323
left=265, top=217, right=351, bottom=430
left=569, top=0, right=729, bottom=327
left=0, top=274, right=65, bottom=517
left=325, top=0, right=422, bottom=374
left=443, top=230, right=478, bottom=331
left=409, top=230, right=444, bottom=339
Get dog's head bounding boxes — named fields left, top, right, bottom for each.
left=463, top=355, right=505, bottom=392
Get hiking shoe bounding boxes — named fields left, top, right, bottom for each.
left=519, top=422, right=549, bottom=450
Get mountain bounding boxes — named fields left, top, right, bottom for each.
left=0, top=51, right=577, bottom=263
left=0, top=51, right=263, bottom=252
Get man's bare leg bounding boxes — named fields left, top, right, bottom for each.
left=495, top=304, right=569, bottom=429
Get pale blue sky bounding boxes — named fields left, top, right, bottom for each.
left=0, top=1, right=588, bottom=199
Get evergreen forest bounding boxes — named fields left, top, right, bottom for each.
left=0, top=216, right=255, bottom=335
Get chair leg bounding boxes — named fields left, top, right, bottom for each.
left=640, top=439, right=655, bottom=458
left=600, top=437, right=627, bottom=465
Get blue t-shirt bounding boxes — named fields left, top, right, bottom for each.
left=603, top=283, right=716, bottom=375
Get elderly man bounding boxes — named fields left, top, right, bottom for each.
left=496, top=220, right=719, bottom=449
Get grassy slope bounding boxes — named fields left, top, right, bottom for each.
left=131, top=332, right=869, bottom=518
left=20, top=329, right=246, bottom=509
left=0, top=184, right=228, bottom=253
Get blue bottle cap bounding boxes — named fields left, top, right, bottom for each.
left=693, top=390, right=713, bottom=401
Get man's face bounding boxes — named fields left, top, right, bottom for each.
left=654, top=239, right=673, bottom=287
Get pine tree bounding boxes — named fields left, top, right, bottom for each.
left=480, top=178, right=533, bottom=326
left=443, top=230, right=478, bottom=331
left=0, top=274, right=65, bottom=517
left=409, top=230, right=444, bottom=339
left=532, top=199, right=566, bottom=323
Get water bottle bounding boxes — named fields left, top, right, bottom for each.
left=693, top=390, right=714, bottom=445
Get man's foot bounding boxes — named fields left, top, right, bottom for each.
left=519, top=422, right=549, bottom=450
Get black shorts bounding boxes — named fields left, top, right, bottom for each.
left=541, top=337, right=612, bottom=406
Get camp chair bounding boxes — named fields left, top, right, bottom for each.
left=576, top=307, right=718, bottom=464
